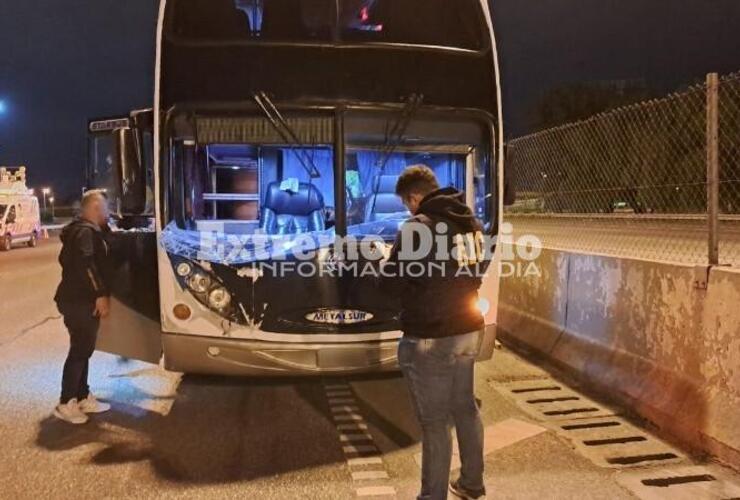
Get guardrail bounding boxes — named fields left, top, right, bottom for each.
left=497, top=244, right=740, bottom=470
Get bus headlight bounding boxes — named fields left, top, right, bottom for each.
left=172, top=258, right=238, bottom=323
left=207, top=287, right=232, bottom=311
left=187, top=272, right=212, bottom=294
left=176, top=262, right=193, bottom=277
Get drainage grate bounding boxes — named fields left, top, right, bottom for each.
left=491, top=379, right=686, bottom=469
left=491, top=379, right=617, bottom=421
left=606, top=453, right=679, bottom=465
left=642, top=474, right=715, bottom=487
left=527, top=396, right=580, bottom=404
left=617, top=466, right=740, bottom=500
left=511, top=385, right=562, bottom=393
left=561, top=420, right=621, bottom=431
left=554, top=415, right=685, bottom=469
left=583, top=436, right=647, bottom=446
left=542, top=407, right=600, bottom=416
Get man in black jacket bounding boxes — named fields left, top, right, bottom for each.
left=385, top=165, right=487, bottom=500
left=53, top=190, right=112, bottom=424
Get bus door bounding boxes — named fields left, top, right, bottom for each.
left=93, top=121, right=163, bottom=364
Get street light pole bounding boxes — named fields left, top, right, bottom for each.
left=42, top=187, right=50, bottom=212
left=49, top=197, right=55, bottom=221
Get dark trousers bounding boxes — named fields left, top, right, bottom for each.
left=57, top=301, right=99, bottom=404
left=399, top=331, right=485, bottom=500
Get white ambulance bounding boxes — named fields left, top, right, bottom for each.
left=0, top=167, right=41, bottom=251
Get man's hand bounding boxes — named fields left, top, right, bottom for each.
left=94, top=297, right=111, bottom=318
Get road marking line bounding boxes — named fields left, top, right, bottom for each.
left=356, top=486, right=397, bottom=497
left=324, top=383, right=349, bottom=390
left=343, top=444, right=378, bottom=454
left=334, top=414, right=364, bottom=422
left=347, top=457, right=383, bottom=466
left=340, top=433, right=374, bottom=442
left=331, top=405, right=360, bottom=413
left=324, top=379, right=396, bottom=497
left=328, top=397, right=356, bottom=405
left=352, top=470, right=390, bottom=481
left=326, top=390, right=353, bottom=397
left=338, top=422, right=369, bottom=431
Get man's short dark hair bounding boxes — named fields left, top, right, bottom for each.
left=395, top=165, right=440, bottom=198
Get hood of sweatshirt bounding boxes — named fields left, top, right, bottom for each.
left=416, top=187, right=480, bottom=232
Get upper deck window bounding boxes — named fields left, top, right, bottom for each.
left=170, top=0, right=487, bottom=51
left=173, top=0, right=335, bottom=42
left=339, top=0, right=485, bottom=50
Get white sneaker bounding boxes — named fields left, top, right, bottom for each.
left=78, top=394, right=111, bottom=414
left=53, top=399, right=89, bottom=425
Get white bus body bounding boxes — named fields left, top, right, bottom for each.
left=96, top=0, right=506, bottom=376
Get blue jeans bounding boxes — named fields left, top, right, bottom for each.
left=399, top=331, right=485, bottom=500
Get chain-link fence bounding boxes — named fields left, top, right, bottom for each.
left=505, top=71, right=740, bottom=267
left=718, top=72, right=740, bottom=266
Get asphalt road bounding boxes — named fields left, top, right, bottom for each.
left=0, top=239, right=737, bottom=499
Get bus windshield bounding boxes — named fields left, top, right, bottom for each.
left=345, top=110, right=492, bottom=239
left=171, top=0, right=486, bottom=50
left=165, top=110, right=492, bottom=263
left=179, top=142, right=336, bottom=236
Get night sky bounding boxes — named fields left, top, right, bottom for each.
left=1, top=0, right=739, bottom=199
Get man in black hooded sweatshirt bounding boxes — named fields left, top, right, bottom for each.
left=53, top=190, right=113, bottom=424
left=384, top=165, right=487, bottom=500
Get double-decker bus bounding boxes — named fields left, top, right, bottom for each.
left=97, top=0, right=507, bottom=376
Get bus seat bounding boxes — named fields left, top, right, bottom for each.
left=365, top=175, right=409, bottom=222
left=261, top=181, right=325, bottom=235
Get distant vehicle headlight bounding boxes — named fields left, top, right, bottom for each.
left=187, top=272, right=212, bottom=294
left=208, top=287, right=232, bottom=311
left=176, top=262, right=193, bottom=277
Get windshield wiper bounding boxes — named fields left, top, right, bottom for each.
left=376, top=93, right=424, bottom=174
left=366, top=94, right=424, bottom=219
left=253, top=91, right=321, bottom=178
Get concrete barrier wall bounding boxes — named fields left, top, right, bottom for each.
left=498, top=246, right=740, bottom=469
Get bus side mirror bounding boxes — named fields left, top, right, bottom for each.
left=113, top=127, right=147, bottom=215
